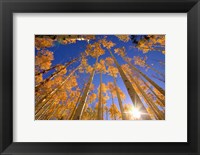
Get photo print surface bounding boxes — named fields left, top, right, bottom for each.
left=35, top=35, right=165, bottom=120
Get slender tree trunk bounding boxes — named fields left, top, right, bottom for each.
left=35, top=100, right=54, bottom=119
left=35, top=91, right=58, bottom=116
left=113, top=77, right=126, bottom=120
left=102, top=101, right=104, bottom=120
left=108, top=50, right=150, bottom=120
left=73, top=57, right=99, bottom=120
left=36, top=57, right=79, bottom=76
left=97, top=71, right=103, bottom=120
left=128, top=73, right=164, bottom=120
left=36, top=102, right=51, bottom=120
left=68, top=83, right=86, bottom=120
left=56, top=101, right=70, bottom=120
left=35, top=64, right=58, bottom=76
left=36, top=65, right=81, bottom=111
left=132, top=70, right=165, bottom=106
left=110, top=91, right=114, bottom=105
left=152, top=74, right=165, bottom=83
left=123, top=57, right=165, bottom=96
left=68, top=78, right=86, bottom=120
left=146, top=64, right=165, bottom=79
left=36, top=100, right=57, bottom=120
left=47, top=104, right=60, bottom=120
left=35, top=98, right=53, bottom=117
left=57, top=107, right=66, bottom=120
left=68, top=105, right=78, bottom=120
left=106, top=110, right=109, bottom=120
left=41, top=103, right=58, bottom=120
left=141, top=77, right=165, bottom=107
left=35, top=57, right=78, bottom=93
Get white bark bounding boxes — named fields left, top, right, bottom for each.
left=124, top=57, right=165, bottom=96
left=113, top=77, right=126, bottom=120
left=108, top=50, right=150, bottom=120
left=73, top=57, right=99, bottom=120
left=97, top=71, right=103, bottom=120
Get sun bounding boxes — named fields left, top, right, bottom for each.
left=131, top=108, right=141, bottom=119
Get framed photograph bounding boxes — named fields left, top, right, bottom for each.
left=0, top=0, right=199, bottom=154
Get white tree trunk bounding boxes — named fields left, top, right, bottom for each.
left=73, top=57, right=99, bottom=120
left=97, top=71, right=103, bottom=120
left=36, top=65, right=81, bottom=111
left=35, top=57, right=79, bottom=93
left=113, top=77, right=126, bottom=120
left=124, top=57, right=165, bottom=96
left=140, top=77, right=165, bottom=107
left=108, top=50, right=150, bottom=120
left=129, top=74, right=164, bottom=120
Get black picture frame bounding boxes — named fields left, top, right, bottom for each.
left=0, top=0, right=199, bottom=154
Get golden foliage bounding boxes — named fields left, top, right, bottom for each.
left=35, top=73, right=43, bottom=84
left=154, top=88, right=165, bottom=100
left=114, top=47, right=126, bottom=57
left=136, top=35, right=165, bottom=53
left=89, top=83, right=95, bottom=91
left=107, top=82, right=115, bottom=91
left=62, top=38, right=76, bottom=44
left=107, top=82, right=117, bottom=98
left=37, top=79, right=55, bottom=95
left=68, top=90, right=78, bottom=99
left=45, top=80, right=54, bottom=89
left=79, top=57, right=89, bottom=73
left=121, top=64, right=132, bottom=74
left=81, top=107, right=96, bottom=120
left=109, top=103, right=121, bottom=120
left=100, top=59, right=105, bottom=65
left=78, top=67, right=84, bottom=73
left=97, top=83, right=108, bottom=95
left=57, top=35, right=95, bottom=45
left=88, top=93, right=97, bottom=103
left=55, top=64, right=67, bottom=75
left=83, top=35, right=96, bottom=40
left=125, top=57, right=132, bottom=63
left=96, top=59, right=106, bottom=72
left=116, top=35, right=130, bottom=42
left=133, top=56, right=147, bottom=67
left=35, top=37, right=54, bottom=50
left=35, top=50, right=54, bottom=70
left=54, top=75, right=63, bottom=84
left=102, top=95, right=109, bottom=104
left=69, top=76, right=78, bottom=88
left=116, top=87, right=126, bottom=100
left=57, top=35, right=77, bottom=45
left=81, top=57, right=88, bottom=67
left=155, top=35, right=165, bottom=46
left=104, top=105, right=109, bottom=112
left=56, top=90, right=67, bottom=102
left=146, top=107, right=155, bottom=119
left=105, top=57, right=114, bottom=66
left=63, top=75, right=78, bottom=90
left=101, top=83, right=108, bottom=93
left=107, top=66, right=119, bottom=77
left=86, top=65, right=94, bottom=74
left=85, top=42, right=105, bottom=58
left=100, top=39, right=116, bottom=49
